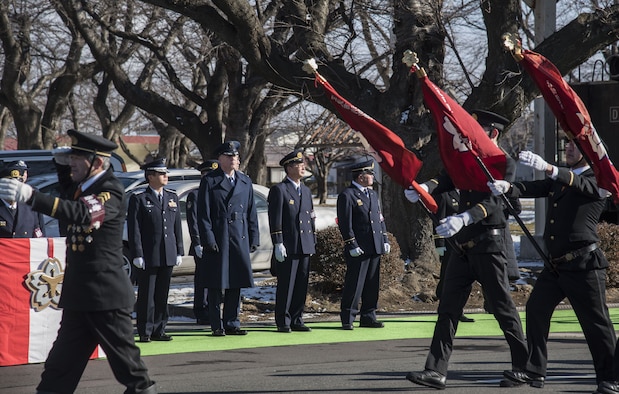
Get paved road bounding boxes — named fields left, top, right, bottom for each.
left=0, top=324, right=602, bottom=394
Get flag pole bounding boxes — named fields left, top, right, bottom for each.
left=470, top=153, right=556, bottom=273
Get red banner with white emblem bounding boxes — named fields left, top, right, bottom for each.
left=0, top=238, right=103, bottom=366
left=418, top=74, right=507, bottom=191
left=518, top=49, right=619, bottom=203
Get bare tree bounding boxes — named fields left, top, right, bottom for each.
left=52, top=0, right=619, bottom=269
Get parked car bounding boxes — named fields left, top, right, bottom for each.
left=0, top=149, right=126, bottom=177
left=27, top=168, right=202, bottom=196
left=26, top=174, right=338, bottom=278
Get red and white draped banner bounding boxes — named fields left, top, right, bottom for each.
left=0, top=238, right=103, bottom=366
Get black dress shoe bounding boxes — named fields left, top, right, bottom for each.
left=225, top=328, right=248, bottom=335
left=359, top=320, right=384, bottom=328
left=342, top=324, right=354, bottom=330
left=406, top=369, right=446, bottom=389
left=212, top=329, right=226, bottom=337
left=502, top=370, right=544, bottom=388
left=277, top=326, right=291, bottom=333
left=291, top=324, right=312, bottom=332
left=459, top=315, right=475, bottom=323
left=138, top=335, right=151, bottom=343
left=597, top=381, right=619, bottom=394
left=151, top=334, right=173, bottom=341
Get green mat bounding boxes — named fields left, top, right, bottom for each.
left=134, top=308, right=619, bottom=357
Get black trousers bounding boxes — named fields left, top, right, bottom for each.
left=208, top=287, right=242, bottom=331
left=340, top=253, right=381, bottom=325
left=425, top=250, right=528, bottom=375
left=193, top=255, right=208, bottom=321
left=525, top=267, right=616, bottom=382
left=37, top=308, right=152, bottom=393
left=136, top=265, right=173, bottom=337
left=275, top=254, right=310, bottom=328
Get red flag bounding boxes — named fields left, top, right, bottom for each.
left=518, top=50, right=619, bottom=203
left=0, top=238, right=103, bottom=366
left=313, top=73, right=438, bottom=213
left=417, top=73, right=507, bottom=191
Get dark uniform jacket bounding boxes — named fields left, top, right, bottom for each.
left=127, top=187, right=184, bottom=267
left=186, top=189, right=200, bottom=257
left=29, top=167, right=135, bottom=311
left=508, top=166, right=606, bottom=271
left=336, top=184, right=388, bottom=255
left=268, top=178, right=316, bottom=255
left=0, top=201, right=44, bottom=238
left=197, top=168, right=259, bottom=289
left=427, top=173, right=506, bottom=255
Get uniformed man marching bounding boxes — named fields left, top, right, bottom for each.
left=128, top=158, right=184, bottom=343
left=0, top=160, right=44, bottom=238
left=186, top=159, right=219, bottom=325
left=0, top=129, right=155, bottom=393
left=337, top=159, right=390, bottom=330
left=403, top=110, right=528, bottom=390
left=268, top=149, right=316, bottom=333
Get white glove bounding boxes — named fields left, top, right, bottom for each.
left=436, top=212, right=472, bottom=238
left=599, top=188, right=611, bottom=198
left=435, top=246, right=446, bottom=257
left=274, top=243, right=287, bottom=262
left=404, top=183, right=428, bottom=204
left=349, top=247, right=364, bottom=257
left=132, top=257, right=145, bottom=269
left=194, top=245, right=203, bottom=258
left=52, top=146, right=72, bottom=166
left=175, top=255, right=183, bottom=266
left=487, top=180, right=511, bottom=196
left=383, top=243, right=391, bottom=254
left=0, top=178, right=33, bottom=203
left=519, top=151, right=549, bottom=172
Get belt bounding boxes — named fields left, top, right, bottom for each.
left=551, top=243, right=598, bottom=264
left=458, top=228, right=502, bottom=250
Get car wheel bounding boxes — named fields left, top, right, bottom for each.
left=122, top=245, right=137, bottom=284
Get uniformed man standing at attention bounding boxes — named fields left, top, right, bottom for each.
left=337, top=159, right=390, bottom=330
left=268, top=149, right=316, bottom=333
left=128, top=158, right=184, bottom=343
left=197, top=141, right=259, bottom=336
left=0, top=129, right=155, bottom=393
left=186, top=159, right=219, bottom=325
left=0, top=160, right=44, bottom=238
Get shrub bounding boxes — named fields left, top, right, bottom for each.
left=598, top=222, right=619, bottom=288
left=310, top=226, right=404, bottom=294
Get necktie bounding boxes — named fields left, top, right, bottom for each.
left=229, top=177, right=235, bottom=186
left=158, top=193, right=163, bottom=204
left=364, top=188, right=369, bottom=199
left=297, top=186, right=301, bottom=197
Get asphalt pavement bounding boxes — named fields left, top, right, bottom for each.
left=0, top=320, right=602, bottom=394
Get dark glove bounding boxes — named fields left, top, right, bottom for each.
left=207, top=243, right=219, bottom=253
left=250, top=245, right=258, bottom=253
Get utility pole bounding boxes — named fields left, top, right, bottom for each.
left=520, top=0, right=556, bottom=259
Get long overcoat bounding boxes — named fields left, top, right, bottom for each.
left=197, top=168, right=259, bottom=289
